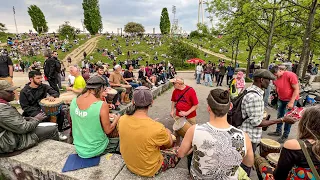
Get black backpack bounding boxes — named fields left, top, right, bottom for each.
left=43, top=60, right=50, bottom=77
left=227, top=90, right=258, bottom=127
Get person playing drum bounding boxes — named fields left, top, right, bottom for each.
left=69, top=76, right=120, bottom=158
left=109, top=64, right=130, bottom=104
left=170, top=77, right=198, bottom=125
left=178, top=89, right=254, bottom=179
left=118, top=86, right=180, bottom=177
left=19, top=71, right=67, bottom=140
left=66, top=65, right=86, bottom=95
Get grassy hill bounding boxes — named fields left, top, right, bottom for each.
left=89, top=36, right=222, bottom=70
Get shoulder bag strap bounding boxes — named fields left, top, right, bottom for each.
left=298, top=139, right=320, bottom=179
left=175, top=87, right=192, bottom=106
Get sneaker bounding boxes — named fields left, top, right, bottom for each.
left=267, top=131, right=282, bottom=137
left=277, top=136, right=288, bottom=143
left=58, top=132, right=68, bottom=141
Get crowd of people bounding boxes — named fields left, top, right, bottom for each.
left=0, top=34, right=320, bottom=179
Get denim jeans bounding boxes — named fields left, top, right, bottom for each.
left=204, top=74, right=213, bottom=86
left=276, top=100, right=297, bottom=137
left=264, top=85, right=271, bottom=107
left=196, top=74, right=201, bottom=84
left=129, top=82, right=140, bottom=89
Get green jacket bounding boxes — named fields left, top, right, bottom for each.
left=0, top=103, right=40, bottom=153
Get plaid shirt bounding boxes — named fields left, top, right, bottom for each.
left=240, top=85, right=264, bottom=143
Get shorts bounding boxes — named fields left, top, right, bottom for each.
left=174, top=115, right=196, bottom=125
left=113, top=87, right=126, bottom=94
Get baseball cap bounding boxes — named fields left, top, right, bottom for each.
left=0, top=80, right=19, bottom=91
left=133, top=86, right=153, bottom=107
left=86, top=76, right=106, bottom=89
left=169, top=77, right=184, bottom=84
left=253, top=69, right=276, bottom=80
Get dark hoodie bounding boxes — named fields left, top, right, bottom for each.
left=19, top=83, right=59, bottom=117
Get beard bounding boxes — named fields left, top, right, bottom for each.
left=34, top=81, right=42, bottom=86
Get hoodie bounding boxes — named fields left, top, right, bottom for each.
left=19, top=83, right=59, bottom=117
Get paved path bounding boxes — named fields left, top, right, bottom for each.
left=62, top=36, right=101, bottom=69
left=147, top=72, right=299, bottom=179
left=183, top=41, right=246, bottom=65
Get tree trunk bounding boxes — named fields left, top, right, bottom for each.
left=302, top=49, right=311, bottom=78
left=246, top=47, right=253, bottom=78
left=297, top=0, right=318, bottom=78
left=235, top=39, right=240, bottom=68
left=231, top=41, right=235, bottom=61
left=264, top=3, right=276, bottom=69
left=287, top=45, right=292, bottom=62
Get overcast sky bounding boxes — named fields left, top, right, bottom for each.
left=1, top=0, right=214, bottom=34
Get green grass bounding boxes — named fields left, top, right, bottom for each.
left=15, top=34, right=90, bottom=65
left=89, top=36, right=221, bottom=69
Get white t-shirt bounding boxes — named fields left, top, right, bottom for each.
left=196, top=65, right=203, bottom=74
left=68, top=75, right=75, bottom=85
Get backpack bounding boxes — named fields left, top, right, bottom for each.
left=227, top=90, right=258, bottom=127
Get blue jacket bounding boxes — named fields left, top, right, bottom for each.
left=227, top=66, right=235, bottom=76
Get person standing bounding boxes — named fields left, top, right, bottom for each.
left=44, top=51, right=61, bottom=94
left=20, top=60, right=25, bottom=73
left=226, top=63, right=235, bottom=85
left=0, top=51, right=19, bottom=102
left=217, top=62, right=227, bottom=86
left=195, top=63, right=203, bottom=84
left=268, top=66, right=300, bottom=143
left=203, top=64, right=213, bottom=87
left=240, top=69, right=297, bottom=175
left=170, top=77, right=198, bottom=125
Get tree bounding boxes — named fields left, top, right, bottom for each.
left=168, top=39, right=200, bottom=67
left=58, top=22, right=76, bottom=40
left=124, top=22, right=145, bottom=34
left=160, top=8, right=171, bottom=34
left=27, top=5, right=48, bottom=34
left=82, top=0, right=103, bottom=35
left=0, top=23, right=7, bottom=33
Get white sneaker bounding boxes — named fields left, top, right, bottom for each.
left=159, top=80, right=164, bottom=84
left=58, top=132, right=68, bottom=141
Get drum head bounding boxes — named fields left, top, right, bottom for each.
left=107, top=88, right=117, bottom=94
left=40, top=98, right=63, bottom=106
left=267, top=153, right=280, bottom=164
left=173, top=118, right=186, bottom=131
left=260, top=138, right=280, bottom=148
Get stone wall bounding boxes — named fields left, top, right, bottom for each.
left=0, top=82, right=185, bottom=180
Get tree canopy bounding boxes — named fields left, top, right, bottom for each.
left=160, top=8, right=171, bottom=35
left=27, top=5, right=48, bottom=34
left=82, top=0, right=103, bottom=35
left=124, top=22, right=145, bottom=34
left=0, top=23, right=7, bottom=33
left=168, top=39, right=200, bottom=67
left=58, top=21, right=76, bottom=40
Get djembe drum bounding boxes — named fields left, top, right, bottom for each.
left=266, top=153, right=280, bottom=167
left=39, top=98, right=63, bottom=123
left=173, top=118, right=192, bottom=137
left=107, top=115, right=119, bottom=138
left=121, top=84, right=132, bottom=103
left=260, top=138, right=281, bottom=158
left=106, top=88, right=117, bottom=104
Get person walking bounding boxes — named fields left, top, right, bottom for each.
left=268, top=66, right=300, bottom=143
left=217, top=62, right=227, bottom=86
left=44, top=51, right=61, bottom=94
left=204, top=64, right=213, bottom=87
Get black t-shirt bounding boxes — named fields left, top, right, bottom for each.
left=0, top=55, right=13, bottom=77
left=273, top=140, right=320, bottom=179
left=123, top=70, right=134, bottom=82
left=138, top=70, right=146, bottom=80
